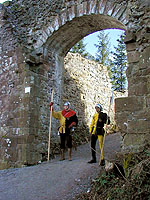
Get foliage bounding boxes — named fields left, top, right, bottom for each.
left=69, top=32, right=127, bottom=92
left=69, top=39, right=95, bottom=60
left=70, top=39, right=87, bottom=54
left=108, top=33, right=127, bottom=92
left=84, top=53, right=96, bottom=61
left=94, top=30, right=110, bottom=66
left=123, top=153, right=132, bottom=178
left=75, top=144, right=150, bottom=200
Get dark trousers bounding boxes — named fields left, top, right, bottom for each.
left=60, top=133, right=72, bottom=149
left=91, top=134, right=98, bottom=161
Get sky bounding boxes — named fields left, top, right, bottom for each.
left=0, top=0, right=124, bottom=56
left=0, top=0, right=11, bottom=2
left=84, top=29, right=124, bottom=57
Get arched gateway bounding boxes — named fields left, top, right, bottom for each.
left=0, top=0, right=150, bottom=169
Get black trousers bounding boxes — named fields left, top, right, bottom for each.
left=91, top=134, right=98, bottom=161
left=60, top=133, right=72, bottom=149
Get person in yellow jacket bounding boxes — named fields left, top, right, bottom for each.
left=49, top=101, right=78, bottom=161
left=88, top=104, right=110, bottom=166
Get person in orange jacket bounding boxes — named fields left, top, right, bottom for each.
left=88, top=104, right=110, bottom=166
left=49, top=101, right=78, bottom=161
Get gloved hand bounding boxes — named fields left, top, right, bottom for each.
left=49, top=102, right=53, bottom=111
left=68, top=122, right=76, bottom=128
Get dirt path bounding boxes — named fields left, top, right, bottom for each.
left=0, top=133, right=121, bottom=200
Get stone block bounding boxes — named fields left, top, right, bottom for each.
left=138, top=46, right=150, bottom=70
left=115, top=110, right=130, bottom=122
left=140, top=68, right=150, bottom=76
left=135, top=110, right=150, bottom=120
left=16, top=48, right=25, bottom=64
left=128, top=80, right=149, bottom=96
left=127, top=51, right=140, bottom=63
left=17, top=135, right=28, bottom=144
left=115, top=111, right=133, bottom=134
left=126, top=42, right=136, bottom=51
left=143, top=33, right=150, bottom=40
left=124, top=30, right=136, bottom=44
left=0, top=148, right=5, bottom=160
left=126, top=63, right=138, bottom=78
left=128, top=119, right=150, bottom=134
left=26, top=144, right=40, bottom=165
left=123, top=133, right=150, bottom=151
left=17, top=144, right=27, bottom=162
left=27, top=135, right=35, bottom=143
left=123, top=134, right=141, bottom=147
left=145, top=95, right=150, bottom=108
left=7, top=50, right=14, bottom=57
left=0, top=161, right=9, bottom=170
left=115, top=96, right=144, bottom=112
left=8, top=147, right=18, bottom=162
left=129, top=75, right=147, bottom=85
left=10, top=111, right=21, bottom=119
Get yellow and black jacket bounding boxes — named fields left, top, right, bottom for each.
left=52, top=109, right=78, bottom=134
left=89, top=112, right=110, bottom=136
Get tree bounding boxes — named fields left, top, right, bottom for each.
left=84, top=53, right=96, bottom=61
left=69, top=39, right=96, bottom=61
left=69, top=39, right=86, bottom=55
left=95, top=31, right=110, bottom=66
left=109, top=33, right=127, bottom=92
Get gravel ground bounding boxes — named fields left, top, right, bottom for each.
left=0, top=133, right=121, bottom=200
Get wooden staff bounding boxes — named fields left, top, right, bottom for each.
left=100, top=92, right=113, bottom=165
left=47, top=89, right=54, bottom=161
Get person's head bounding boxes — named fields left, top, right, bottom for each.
left=95, top=104, right=103, bottom=113
left=64, top=101, right=70, bottom=111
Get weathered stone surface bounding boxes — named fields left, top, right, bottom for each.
left=0, top=0, right=150, bottom=169
left=124, top=30, right=136, bottom=44
left=122, top=133, right=150, bottom=151
left=127, top=51, right=140, bottom=63
left=115, top=96, right=144, bottom=112
left=63, top=53, right=127, bottom=135
left=128, top=119, right=150, bottom=134
left=126, top=42, right=137, bottom=51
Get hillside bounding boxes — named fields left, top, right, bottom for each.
left=75, top=143, right=150, bottom=200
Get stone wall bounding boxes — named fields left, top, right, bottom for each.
left=0, top=47, right=54, bottom=169
left=63, top=52, right=128, bottom=135
left=0, top=0, right=150, bottom=169
left=115, top=0, right=150, bottom=151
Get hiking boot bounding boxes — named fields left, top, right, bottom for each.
left=88, top=159, right=96, bottom=164
left=60, top=149, right=65, bottom=161
left=68, top=148, right=72, bottom=161
left=59, top=158, right=65, bottom=161
left=100, top=159, right=105, bottom=166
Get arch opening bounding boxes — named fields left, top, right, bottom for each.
left=40, top=13, right=128, bottom=161
left=2, top=0, right=150, bottom=169
left=44, top=14, right=126, bottom=57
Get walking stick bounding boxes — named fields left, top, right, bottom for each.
left=100, top=92, right=113, bottom=165
left=48, top=89, right=54, bottom=161
left=85, top=136, right=101, bottom=156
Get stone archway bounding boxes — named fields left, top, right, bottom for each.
left=0, top=0, right=150, bottom=169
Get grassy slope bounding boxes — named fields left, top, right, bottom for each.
left=75, top=144, right=150, bottom=200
